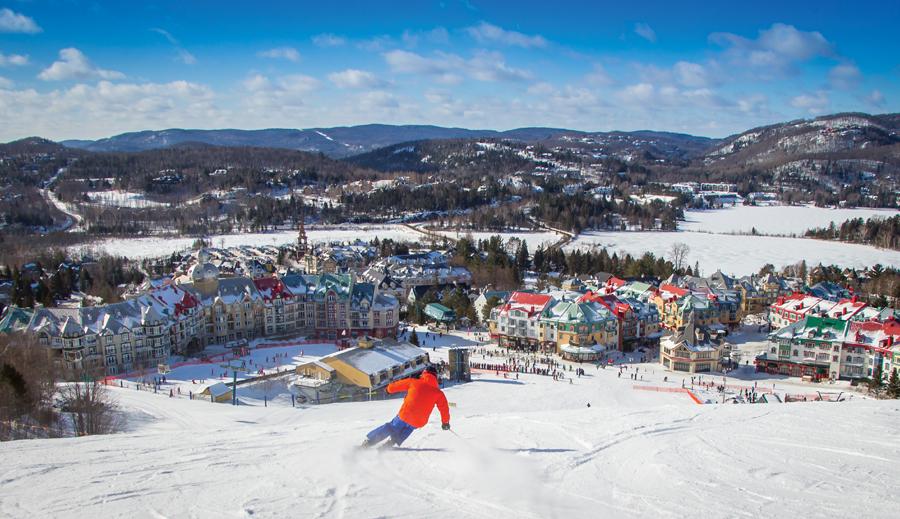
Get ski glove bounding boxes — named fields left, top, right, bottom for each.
left=442, top=423, right=451, bottom=431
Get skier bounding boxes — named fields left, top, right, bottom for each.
left=361, top=365, right=451, bottom=448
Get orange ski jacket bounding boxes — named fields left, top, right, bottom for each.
left=387, top=372, right=450, bottom=428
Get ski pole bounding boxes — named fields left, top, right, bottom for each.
left=449, top=429, right=473, bottom=441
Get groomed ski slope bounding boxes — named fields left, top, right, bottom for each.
left=2, top=341, right=899, bottom=519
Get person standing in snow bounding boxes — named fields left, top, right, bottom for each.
left=361, top=365, right=451, bottom=448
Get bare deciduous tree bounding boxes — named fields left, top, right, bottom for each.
left=60, top=380, right=123, bottom=436
left=0, top=333, right=61, bottom=440
left=668, top=242, right=690, bottom=272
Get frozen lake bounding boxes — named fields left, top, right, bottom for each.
left=680, top=204, right=898, bottom=235
left=428, top=228, right=561, bottom=251
left=78, top=225, right=425, bottom=259
left=568, top=230, right=900, bottom=277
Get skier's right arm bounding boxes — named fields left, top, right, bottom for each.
left=386, top=378, right=412, bottom=394
left=436, top=391, right=450, bottom=426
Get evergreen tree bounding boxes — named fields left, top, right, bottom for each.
left=887, top=369, right=900, bottom=399
left=533, top=247, right=545, bottom=272
left=515, top=240, right=530, bottom=271
left=869, top=365, right=884, bottom=394
left=481, top=295, right=501, bottom=323
left=408, top=330, right=420, bottom=346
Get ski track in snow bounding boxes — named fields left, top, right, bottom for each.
left=3, top=332, right=900, bottom=519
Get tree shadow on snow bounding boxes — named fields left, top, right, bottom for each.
left=471, top=379, right=524, bottom=385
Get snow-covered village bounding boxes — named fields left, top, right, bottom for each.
left=2, top=3, right=900, bottom=518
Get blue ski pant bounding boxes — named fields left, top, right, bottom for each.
left=367, top=415, right=416, bottom=446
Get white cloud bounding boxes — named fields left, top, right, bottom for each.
left=312, top=33, right=346, bottom=47
left=38, top=48, right=125, bottom=81
left=358, top=35, right=396, bottom=52
left=465, top=22, right=548, bottom=48
left=585, top=64, right=615, bottom=86
left=151, top=28, right=179, bottom=45
left=673, top=61, right=709, bottom=88
left=736, top=94, right=769, bottom=116
left=384, top=49, right=530, bottom=83
left=402, top=27, right=450, bottom=47
left=468, top=51, right=532, bottom=81
left=634, top=23, right=657, bottom=43
left=151, top=28, right=197, bottom=65
left=258, top=47, right=301, bottom=62
left=0, top=52, right=28, bottom=66
left=383, top=49, right=463, bottom=84
left=710, top=23, right=833, bottom=75
left=617, top=82, right=656, bottom=104
left=527, top=82, right=556, bottom=96
left=863, top=89, right=885, bottom=108
left=0, top=80, right=222, bottom=141
left=828, top=62, right=861, bottom=90
left=328, top=69, right=387, bottom=89
left=0, top=76, right=12, bottom=89
left=615, top=81, right=728, bottom=110
left=177, top=50, right=197, bottom=65
left=790, top=90, right=829, bottom=115
left=357, top=90, right=399, bottom=110
left=0, top=8, right=41, bottom=34
left=241, top=73, right=319, bottom=114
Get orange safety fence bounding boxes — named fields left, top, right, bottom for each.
left=632, top=384, right=705, bottom=404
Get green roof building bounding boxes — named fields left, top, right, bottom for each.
left=424, top=303, right=456, bottom=323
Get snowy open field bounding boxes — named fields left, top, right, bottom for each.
left=568, top=230, right=900, bottom=277
left=428, top=228, right=561, bottom=250
left=121, top=341, right=340, bottom=396
left=680, top=204, right=899, bottom=235
left=78, top=225, right=424, bottom=259
left=85, top=190, right=168, bottom=208
left=2, top=328, right=899, bottom=518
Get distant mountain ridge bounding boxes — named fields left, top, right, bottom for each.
left=59, top=125, right=581, bottom=158
left=27, top=112, right=900, bottom=172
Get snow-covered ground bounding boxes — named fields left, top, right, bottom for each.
left=76, top=225, right=425, bottom=259
left=85, top=190, right=168, bottom=208
left=3, top=327, right=899, bottom=518
left=681, top=204, right=899, bottom=235
left=121, top=341, right=339, bottom=396
left=568, top=230, right=900, bottom=277
left=631, top=194, right=677, bottom=205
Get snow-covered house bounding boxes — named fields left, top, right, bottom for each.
left=490, top=291, right=556, bottom=350
left=768, top=294, right=835, bottom=330
left=473, top=289, right=511, bottom=324
left=304, top=338, right=428, bottom=391
left=580, top=291, right=661, bottom=350
left=7, top=253, right=398, bottom=376
left=758, top=316, right=847, bottom=380
left=539, top=300, right=617, bottom=361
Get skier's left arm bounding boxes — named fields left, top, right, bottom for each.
left=436, top=390, right=450, bottom=426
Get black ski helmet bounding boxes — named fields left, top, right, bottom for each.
left=423, top=365, right=438, bottom=377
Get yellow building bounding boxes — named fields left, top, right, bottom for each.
left=296, top=337, right=429, bottom=390
left=539, top=301, right=618, bottom=361
left=659, top=316, right=724, bottom=374
left=199, top=382, right=234, bottom=403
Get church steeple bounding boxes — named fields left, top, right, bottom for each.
left=297, top=218, right=308, bottom=259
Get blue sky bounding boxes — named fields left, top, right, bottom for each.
left=0, top=0, right=897, bottom=141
